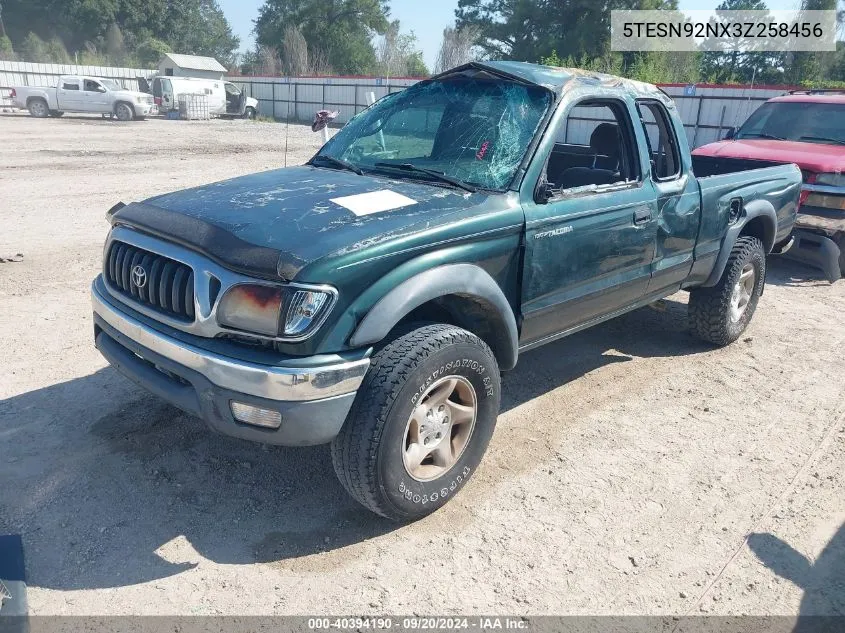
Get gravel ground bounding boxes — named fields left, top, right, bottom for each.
left=0, top=113, right=843, bottom=617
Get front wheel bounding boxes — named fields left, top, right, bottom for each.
left=114, top=102, right=134, bottom=122
left=331, top=324, right=501, bottom=521
left=244, top=107, right=256, bottom=120
left=688, top=236, right=766, bottom=346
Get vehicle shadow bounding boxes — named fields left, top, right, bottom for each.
left=747, top=524, right=845, bottom=627
left=767, top=255, right=836, bottom=288
left=0, top=113, right=142, bottom=124
left=0, top=297, right=710, bottom=591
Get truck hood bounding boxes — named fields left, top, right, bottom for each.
left=693, top=139, right=845, bottom=174
left=117, top=165, right=509, bottom=280
left=114, top=89, right=151, bottom=100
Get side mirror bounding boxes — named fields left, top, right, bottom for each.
left=535, top=177, right=553, bottom=204
left=724, top=127, right=737, bottom=140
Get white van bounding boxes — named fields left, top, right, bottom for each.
left=144, top=76, right=258, bottom=119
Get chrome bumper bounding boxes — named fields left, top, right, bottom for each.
left=92, top=278, right=369, bottom=402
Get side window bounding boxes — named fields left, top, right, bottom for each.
left=84, top=79, right=103, bottom=92
left=636, top=100, right=681, bottom=181
left=546, top=100, right=640, bottom=193
left=152, top=78, right=162, bottom=98
left=62, top=81, right=79, bottom=90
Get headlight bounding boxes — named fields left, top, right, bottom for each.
left=216, top=283, right=334, bottom=339
left=217, top=284, right=283, bottom=336
left=814, top=173, right=845, bottom=187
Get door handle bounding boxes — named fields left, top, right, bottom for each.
left=633, top=208, right=651, bottom=224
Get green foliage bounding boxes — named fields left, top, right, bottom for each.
left=255, top=0, right=390, bottom=75
left=376, top=22, right=429, bottom=77
left=2, top=0, right=239, bottom=68
left=457, top=0, right=679, bottom=63
left=18, top=32, right=49, bottom=61
left=135, top=36, right=171, bottom=67
left=699, top=0, right=783, bottom=84
left=0, top=34, right=16, bottom=60
left=405, top=52, right=429, bottom=77
left=464, top=0, right=845, bottom=86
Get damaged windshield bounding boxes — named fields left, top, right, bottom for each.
left=316, top=74, right=553, bottom=191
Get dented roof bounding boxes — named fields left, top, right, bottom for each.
left=439, top=61, right=672, bottom=104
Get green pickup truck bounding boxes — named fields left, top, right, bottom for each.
left=92, top=62, right=799, bottom=520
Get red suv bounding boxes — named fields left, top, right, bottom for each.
left=693, top=91, right=845, bottom=281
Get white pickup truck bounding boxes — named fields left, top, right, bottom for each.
left=11, top=75, right=155, bottom=121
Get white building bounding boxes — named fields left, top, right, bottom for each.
left=158, top=53, right=227, bottom=80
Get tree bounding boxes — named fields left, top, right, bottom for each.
left=456, top=0, right=679, bottom=63
left=282, top=25, right=309, bottom=75
left=18, top=31, right=49, bottom=61
left=105, top=22, right=126, bottom=64
left=785, top=0, right=839, bottom=85
left=255, top=0, right=390, bottom=74
left=0, top=34, right=15, bottom=60
left=434, top=26, right=479, bottom=73
left=700, top=0, right=783, bottom=84
left=376, top=20, right=428, bottom=77
left=1, top=0, right=239, bottom=68
left=135, top=35, right=171, bottom=67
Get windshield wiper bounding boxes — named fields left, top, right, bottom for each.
left=309, top=153, right=363, bottom=175
left=798, top=135, right=845, bottom=146
left=373, top=162, right=477, bottom=193
left=741, top=132, right=786, bottom=140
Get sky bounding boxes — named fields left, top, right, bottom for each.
left=218, top=0, right=804, bottom=72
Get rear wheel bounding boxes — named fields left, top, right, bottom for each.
left=689, top=236, right=766, bottom=346
left=331, top=323, right=500, bottom=521
left=48, top=110, right=64, bottom=117
left=28, top=99, right=48, bottom=118
left=114, top=102, right=134, bottom=122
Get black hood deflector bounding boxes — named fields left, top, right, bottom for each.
left=111, top=202, right=287, bottom=280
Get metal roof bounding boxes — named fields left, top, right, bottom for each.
left=437, top=61, right=671, bottom=104
left=161, top=53, right=227, bottom=73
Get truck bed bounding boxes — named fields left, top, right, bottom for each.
left=691, top=159, right=802, bottom=271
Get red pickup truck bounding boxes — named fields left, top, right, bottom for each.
left=693, top=91, right=845, bottom=281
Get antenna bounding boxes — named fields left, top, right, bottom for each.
left=284, top=77, right=291, bottom=168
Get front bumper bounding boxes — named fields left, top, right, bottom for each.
left=92, top=277, right=369, bottom=445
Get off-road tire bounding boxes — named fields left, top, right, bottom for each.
left=689, top=236, right=766, bottom=346
left=331, top=323, right=501, bottom=521
left=28, top=98, right=48, bottom=118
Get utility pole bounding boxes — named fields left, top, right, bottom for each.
left=0, top=1, right=7, bottom=39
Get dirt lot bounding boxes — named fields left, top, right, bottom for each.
left=1, top=113, right=843, bottom=618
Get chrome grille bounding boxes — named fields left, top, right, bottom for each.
left=105, top=241, right=195, bottom=321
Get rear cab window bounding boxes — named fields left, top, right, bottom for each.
left=636, top=100, right=682, bottom=181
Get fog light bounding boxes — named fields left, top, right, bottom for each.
left=230, top=402, right=282, bottom=429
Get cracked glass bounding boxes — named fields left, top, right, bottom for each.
left=318, top=72, right=553, bottom=191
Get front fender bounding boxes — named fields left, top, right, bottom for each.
left=702, top=198, right=777, bottom=287
left=349, top=263, right=519, bottom=370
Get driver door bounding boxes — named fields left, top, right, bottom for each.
left=519, top=96, right=658, bottom=348
left=82, top=79, right=109, bottom=112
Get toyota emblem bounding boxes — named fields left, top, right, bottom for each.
left=131, top=265, right=147, bottom=288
